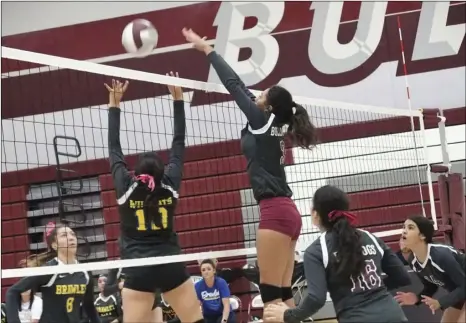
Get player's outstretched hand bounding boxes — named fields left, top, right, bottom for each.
left=394, top=291, right=418, bottom=306
left=263, top=302, right=288, bottom=322
left=166, top=71, right=183, bottom=101
left=105, top=79, right=129, bottom=108
left=182, top=28, right=213, bottom=55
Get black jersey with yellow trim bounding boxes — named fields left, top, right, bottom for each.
left=408, top=243, right=465, bottom=309
left=5, top=258, right=100, bottom=323
left=107, top=101, right=185, bottom=244
left=207, top=51, right=292, bottom=202
left=94, top=294, right=121, bottom=323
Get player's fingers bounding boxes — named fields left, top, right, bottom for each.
left=104, top=83, right=112, bottom=91
left=122, top=80, right=129, bottom=92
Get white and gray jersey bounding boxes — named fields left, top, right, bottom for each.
left=409, top=243, right=465, bottom=309
left=284, top=230, right=411, bottom=323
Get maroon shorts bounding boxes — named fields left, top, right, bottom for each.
left=258, top=197, right=302, bottom=240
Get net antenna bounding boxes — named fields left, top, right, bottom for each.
left=396, top=16, right=436, bottom=228
left=52, top=135, right=91, bottom=257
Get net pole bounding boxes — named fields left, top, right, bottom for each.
left=396, top=15, right=427, bottom=218
left=419, top=114, right=438, bottom=230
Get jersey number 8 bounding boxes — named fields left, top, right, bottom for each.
left=350, top=259, right=382, bottom=293
left=135, top=207, right=168, bottom=231
left=66, top=297, right=74, bottom=313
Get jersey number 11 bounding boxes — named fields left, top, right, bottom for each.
left=135, top=208, right=168, bottom=231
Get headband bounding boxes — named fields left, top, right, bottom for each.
left=45, top=222, right=56, bottom=238
left=135, top=174, right=156, bottom=191
left=328, top=210, right=357, bottom=226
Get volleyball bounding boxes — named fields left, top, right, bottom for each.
left=121, top=19, right=158, bottom=57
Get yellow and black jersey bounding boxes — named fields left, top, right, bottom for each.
left=94, top=294, right=121, bottom=323
left=5, top=258, right=100, bottom=323
left=107, top=102, right=185, bottom=248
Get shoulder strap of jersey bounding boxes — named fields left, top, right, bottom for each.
left=357, top=229, right=385, bottom=256
left=319, top=232, right=329, bottom=268
left=117, top=181, right=139, bottom=205
left=247, top=113, right=275, bottom=135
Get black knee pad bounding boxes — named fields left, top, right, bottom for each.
left=259, top=283, right=282, bottom=303
left=281, top=286, right=293, bottom=302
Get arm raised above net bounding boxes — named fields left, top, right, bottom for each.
left=207, top=51, right=267, bottom=130
left=182, top=28, right=266, bottom=129
left=163, top=73, right=186, bottom=192
left=108, top=108, right=134, bottom=198
left=163, top=100, right=186, bottom=191
left=106, top=80, right=134, bottom=199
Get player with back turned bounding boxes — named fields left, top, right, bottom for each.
left=106, top=76, right=203, bottom=323
left=395, top=215, right=465, bottom=323
left=265, top=186, right=412, bottom=323
left=183, top=28, right=319, bottom=311
left=5, top=223, right=100, bottom=323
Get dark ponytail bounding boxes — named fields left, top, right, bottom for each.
left=19, top=222, right=61, bottom=268
left=288, top=103, right=318, bottom=150
left=266, top=86, right=318, bottom=149
left=144, top=187, right=165, bottom=229
left=312, top=185, right=365, bottom=280
left=330, top=215, right=365, bottom=278
left=135, top=152, right=165, bottom=230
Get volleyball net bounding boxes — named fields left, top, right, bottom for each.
left=1, top=46, right=447, bottom=284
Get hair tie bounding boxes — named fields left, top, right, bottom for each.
left=135, top=174, right=156, bottom=191
left=328, top=210, right=357, bottom=226
left=45, top=222, right=56, bottom=238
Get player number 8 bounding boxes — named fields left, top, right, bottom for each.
left=135, top=207, right=168, bottom=231
left=66, top=297, right=74, bottom=313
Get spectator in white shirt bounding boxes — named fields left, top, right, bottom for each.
left=17, top=290, right=42, bottom=323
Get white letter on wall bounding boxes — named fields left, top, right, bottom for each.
left=208, top=2, right=285, bottom=86
left=309, top=2, right=388, bottom=75
left=412, top=1, right=465, bottom=61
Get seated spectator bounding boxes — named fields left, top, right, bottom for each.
left=195, top=259, right=235, bottom=323
left=94, top=275, right=122, bottom=323
left=17, top=290, right=42, bottom=323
